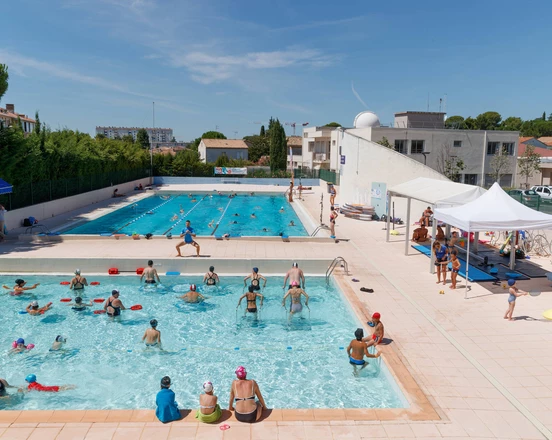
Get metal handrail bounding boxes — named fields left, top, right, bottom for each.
left=311, top=224, right=329, bottom=236
left=325, top=256, right=349, bottom=284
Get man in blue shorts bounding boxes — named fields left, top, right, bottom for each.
left=176, top=220, right=200, bottom=257
left=347, top=328, right=381, bottom=372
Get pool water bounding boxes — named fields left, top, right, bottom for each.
left=0, top=275, right=406, bottom=410
left=62, top=193, right=308, bottom=237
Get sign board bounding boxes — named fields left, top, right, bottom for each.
left=214, top=167, right=247, bottom=175
left=340, top=155, right=346, bottom=165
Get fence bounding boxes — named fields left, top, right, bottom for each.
left=0, top=169, right=149, bottom=211
left=293, top=168, right=340, bottom=184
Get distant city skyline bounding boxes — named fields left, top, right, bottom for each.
left=1, top=0, right=551, bottom=141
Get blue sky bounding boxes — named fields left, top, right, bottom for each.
left=1, top=0, right=550, bottom=140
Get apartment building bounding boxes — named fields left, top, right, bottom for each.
left=0, top=104, right=36, bottom=134
left=96, top=126, right=173, bottom=143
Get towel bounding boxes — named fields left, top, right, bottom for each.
left=195, top=404, right=222, bottom=423
left=155, top=388, right=181, bottom=423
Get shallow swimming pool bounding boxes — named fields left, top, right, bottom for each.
left=0, top=275, right=406, bottom=410
left=62, top=193, right=309, bottom=237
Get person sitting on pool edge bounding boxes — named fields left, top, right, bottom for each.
left=141, top=260, right=161, bottom=285
left=3, top=279, right=40, bottom=295
left=25, top=374, right=75, bottom=392
left=104, top=290, right=126, bottom=317
left=112, top=188, right=125, bottom=198
left=179, top=284, right=205, bottom=303
left=176, top=220, right=200, bottom=257
left=196, top=381, right=222, bottom=423
left=347, top=328, right=381, bottom=371
left=156, top=376, right=181, bottom=423
left=363, top=313, right=384, bottom=348
left=237, top=285, right=264, bottom=316
left=244, top=267, right=266, bottom=291
left=229, top=366, right=267, bottom=423
left=70, top=269, right=88, bottom=291
left=142, top=319, right=162, bottom=348
left=203, top=266, right=219, bottom=286
left=26, top=300, right=52, bottom=315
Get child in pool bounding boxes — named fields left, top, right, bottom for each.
left=9, top=338, right=34, bottom=355
left=504, top=279, right=528, bottom=321
left=142, top=319, right=162, bottom=348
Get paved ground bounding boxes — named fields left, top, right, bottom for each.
left=1, top=185, right=552, bottom=439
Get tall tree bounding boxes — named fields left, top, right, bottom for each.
left=501, top=116, right=523, bottom=132
left=489, top=147, right=511, bottom=185
left=260, top=125, right=265, bottom=137
left=436, top=143, right=465, bottom=182
left=136, top=128, right=150, bottom=149
left=518, top=145, right=541, bottom=189
left=0, top=64, right=8, bottom=103
left=269, top=119, right=287, bottom=171
left=445, top=116, right=465, bottom=129
left=475, top=111, right=502, bottom=130
left=543, top=112, right=547, bottom=121
left=34, top=111, right=41, bottom=135
left=243, top=135, right=269, bottom=163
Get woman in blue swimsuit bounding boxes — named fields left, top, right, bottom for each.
left=432, top=240, right=448, bottom=285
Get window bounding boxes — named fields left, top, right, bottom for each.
left=308, top=142, right=314, bottom=153
left=500, top=174, right=512, bottom=187
left=463, top=174, right=477, bottom=185
left=394, top=139, right=406, bottom=154
left=453, top=140, right=462, bottom=148
left=487, top=142, right=500, bottom=155
left=410, top=140, right=424, bottom=154
left=503, top=142, right=515, bottom=155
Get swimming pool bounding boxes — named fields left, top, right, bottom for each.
left=0, top=275, right=406, bottom=410
left=62, top=193, right=309, bottom=237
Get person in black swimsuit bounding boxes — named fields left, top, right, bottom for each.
left=237, top=286, right=264, bottom=316
left=229, top=366, right=267, bottom=423
left=70, top=269, right=88, bottom=291
left=243, top=267, right=266, bottom=291
left=104, top=290, right=126, bottom=317
left=203, top=266, right=219, bottom=286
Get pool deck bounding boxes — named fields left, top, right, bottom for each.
left=1, top=184, right=552, bottom=439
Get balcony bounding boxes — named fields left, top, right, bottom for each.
left=313, top=153, right=329, bottom=163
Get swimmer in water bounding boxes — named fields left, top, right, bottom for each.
left=171, top=214, right=179, bottom=222
left=26, top=301, right=52, bottom=315
left=141, top=260, right=161, bottom=285
left=250, top=192, right=255, bottom=196
left=25, top=374, right=75, bottom=392
left=288, top=221, right=295, bottom=226
left=179, top=284, right=205, bottom=303
left=251, top=213, right=256, bottom=219
left=51, top=335, right=67, bottom=351
left=203, top=266, right=219, bottom=286
left=244, top=267, right=267, bottom=291
left=232, top=220, right=238, bottom=224
left=347, top=328, right=381, bottom=373
left=279, top=207, right=284, bottom=213
left=282, top=282, right=309, bottom=320
left=208, top=220, right=215, bottom=228
left=237, top=285, right=264, bottom=316
left=191, top=198, right=197, bottom=203
left=70, top=269, right=88, bottom=291
left=188, top=193, right=193, bottom=198
left=179, top=204, right=185, bottom=214
left=262, top=228, right=269, bottom=232
left=233, top=213, right=240, bottom=217
left=68, top=296, right=93, bottom=311
left=142, top=319, right=162, bottom=348
left=9, top=338, right=31, bottom=355
left=3, top=279, right=40, bottom=294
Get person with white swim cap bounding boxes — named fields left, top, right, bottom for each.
left=70, top=269, right=88, bottom=291
left=283, top=262, right=305, bottom=290
left=196, top=381, right=222, bottom=423
left=26, top=300, right=52, bottom=316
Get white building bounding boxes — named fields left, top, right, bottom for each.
left=198, top=139, right=249, bottom=163
left=286, top=136, right=303, bottom=168
left=0, top=104, right=36, bottom=134
left=302, top=111, right=519, bottom=187
left=96, top=126, right=173, bottom=143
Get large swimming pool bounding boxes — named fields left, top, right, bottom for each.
left=0, top=275, right=406, bottom=410
left=62, top=192, right=309, bottom=237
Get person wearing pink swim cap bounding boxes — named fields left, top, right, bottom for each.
left=282, top=281, right=309, bottom=320
left=229, top=366, right=267, bottom=423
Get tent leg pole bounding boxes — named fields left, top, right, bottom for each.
left=386, top=195, right=392, bottom=242
left=474, top=232, right=479, bottom=253
left=465, top=233, right=470, bottom=299
left=430, top=212, right=437, bottom=274
left=404, top=197, right=411, bottom=256
left=510, top=231, right=516, bottom=270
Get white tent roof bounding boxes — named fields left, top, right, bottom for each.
left=388, top=177, right=487, bottom=207
left=434, top=182, right=552, bottom=231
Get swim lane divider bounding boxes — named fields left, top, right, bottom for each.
left=112, top=195, right=179, bottom=235
left=211, top=198, right=233, bottom=236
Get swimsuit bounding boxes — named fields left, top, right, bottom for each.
left=349, top=357, right=365, bottom=366
left=330, top=214, right=337, bottom=224
left=451, top=268, right=459, bottom=274
left=290, top=295, right=303, bottom=313
left=72, top=306, right=86, bottom=311
left=206, top=273, right=217, bottom=286
left=106, top=298, right=121, bottom=317
left=73, top=278, right=84, bottom=290
left=371, top=334, right=380, bottom=343
left=234, top=382, right=257, bottom=423
left=508, top=293, right=516, bottom=303
left=145, top=342, right=158, bottom=347
left=246, top=294, right=257, bottom=313
left=251, top=275, right=260, bottom=291
left=145, top=279, right=156, bottom=284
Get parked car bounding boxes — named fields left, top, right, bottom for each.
left=508, top=189, right=541, bottom=207
left=531, top=185, right=552, bottom=203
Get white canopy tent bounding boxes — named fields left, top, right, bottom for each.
left=387, top=178, right=487, bottom=264
left=434, top=182, right=552, bottom=298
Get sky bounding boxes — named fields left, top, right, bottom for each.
left=1, top=0, right=551, bottom=141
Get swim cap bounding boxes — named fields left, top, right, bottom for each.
left=16, top=338, right=25, bottom=345
left=56, top=335, right=66, bottom=342
left=235, top=366, right=247, bottom=379
left=25, top=374, right=36, bottom=383
left=253, top=267, right=258, bottom=273
left=15, top=279, right=24, bottom=286
left=292, top=262, right=298, bottom=268
left=150, top=319, right=158, bottom=327
left=291, top=281, right=299, bottom=287
left=354, top=328, right=364, bottom=340
left=112, top=289, right=120, bottom=295
left=75, top=269, right=81, bottom=275
left=372, top=312, right=381, bottom=319
left=508, top=279, right=515, bottom=286
left=190, top=284, right=196, bottom=291
left=31, top=301, right=38, bottom=307
left=203, top=381, right=213, bottom=392
left=160, top=376, right=171, bottom=388
left=209, top=266, right=215, bottom=272
left=75, top=297, right=82, bottom=304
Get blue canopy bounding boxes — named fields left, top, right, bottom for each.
left=0, top=179, right=13, bottom=195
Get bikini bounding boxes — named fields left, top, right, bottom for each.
left=234, top=381, right=257, bottom=423
left=290, top=292, right=303, bottom=313
left=246, top=293, right=257, bottom=313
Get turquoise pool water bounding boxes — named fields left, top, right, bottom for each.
left=62, top=193, right=308, bottom=236
left=0, top=275, right=406, bottom=410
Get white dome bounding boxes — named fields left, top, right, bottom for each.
left=353, top=111, right=380, bottom=128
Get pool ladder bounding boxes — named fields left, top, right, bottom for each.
left=311, top=224, right=329, bottom=236
left=326, top=257, right=349, bottom=284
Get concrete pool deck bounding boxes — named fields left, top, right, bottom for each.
left=0, top=184, right=552, bottom=439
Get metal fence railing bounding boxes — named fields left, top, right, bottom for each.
left=0, top=169, right=149, bottom=211
left=293, top=168, right=340, bottom=184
